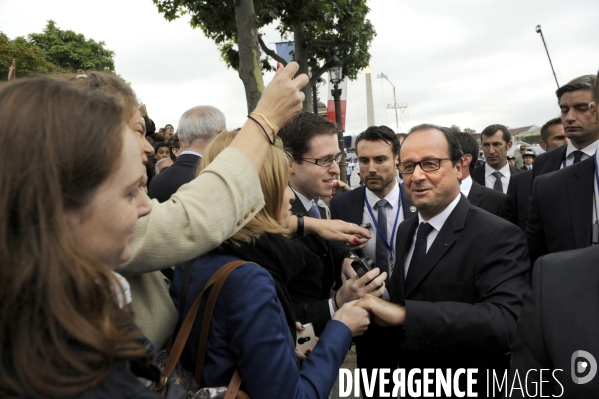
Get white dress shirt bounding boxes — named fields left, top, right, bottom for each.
left=404, top=193, right=461, bottom=277
left=561, top=139, right=599, bottom=168
left=180, top=150, right=202, bottom=157
left=484, top=162, right=511, bottom=194
left=460, top=176, right=473, bottom=197
left=362, top=182, right=403, bottom=277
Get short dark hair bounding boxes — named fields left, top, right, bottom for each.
left=481, top=124, right=511, bottom=145
left=405, top=124, right=463, bottom=165
left=556, top=74, right=596, bottom=102
left=455, top=132, right=479, bottom=174
left=540, top=117, right=563, bottom=143
left=595, top=69, right=599, bottom=102
left=355, top=125, right=400, bottom=156
left=278, top=112, right=338, bottom=162
left=154, top=141, right=169, bottom=152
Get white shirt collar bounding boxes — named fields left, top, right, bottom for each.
left=364, top=180, right=400, bottom=209
left=418, top=192, right=461, bottom=231
left=291, top=188, right=315, bottom=212
left=460, top=176, right=473, bottom=197
left=180, top=150, right=202, bottom=157
left=484, top=161, right=510, bottom=178
left=565, top=139, right=599, bottom=158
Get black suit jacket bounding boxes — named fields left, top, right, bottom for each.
left=387, top=195, right=530, bottom=384
left=531, top=144, right=567, bottom=182
left=329, top=184, right=417, bottom=255
left=329, top=184, right=416, bottom=397
left=506, top=169, right=532, bottom=231
left=148, top=154, right=200, bottom=203
left=510, top=245, right=599, bottom=397
left=472, top=162, right=523, bottom=188
left=467, top=180, right=514, bottom=223
left=287, top=198, right=349, bottom=335
left=526, top=156, right=594, bottom=265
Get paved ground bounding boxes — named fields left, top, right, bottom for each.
left=330, top=345, right=363, bottom=399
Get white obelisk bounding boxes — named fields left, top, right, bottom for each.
left=365, top=66, right=375, bottom=127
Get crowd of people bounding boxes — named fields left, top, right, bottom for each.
left=1, top=63, right=598, bottom=399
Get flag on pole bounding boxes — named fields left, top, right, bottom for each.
left=275, top=42, right=294, bottom=63
left=326, top=76, right=348, bottom=131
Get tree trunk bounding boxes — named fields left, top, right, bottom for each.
left=293, top=22, right=312, bottom=112
left=234, top=0, right=264, bottom=112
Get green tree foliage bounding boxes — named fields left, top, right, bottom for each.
left=1, top=21, right=115, bottom=80
left=0, top=33, right=57, bottom=79
left=464, top=127, right=476, bottom=134
left=448, top=124, right=461, bottom=133
left=28, top=21, right=115, bottom=71
left=153, top=0, right=376, bottom=112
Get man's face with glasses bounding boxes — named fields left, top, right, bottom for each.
left=559, top=89, right=599, bottom=148
left=289, top=134, right=341, bottom=199
left=399, top=128, right=462, bottom=220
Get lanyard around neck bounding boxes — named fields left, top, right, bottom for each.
left=365, top=194, right=402, bottom=262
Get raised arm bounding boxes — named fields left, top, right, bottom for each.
left=118, top=63, right=308, bottom=274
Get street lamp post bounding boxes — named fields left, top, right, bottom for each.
left=535, top=25, right=560, bottom=89
left=329, top=56, right=347, bottom=184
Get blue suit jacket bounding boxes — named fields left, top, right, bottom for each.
left=329, top=183, right=417, bottom=258
left=171, top=253, right=353, bottom=399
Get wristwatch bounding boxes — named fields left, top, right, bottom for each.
left=296, top=213, right=305, bottom=237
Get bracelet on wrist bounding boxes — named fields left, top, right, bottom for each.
left=333, top=290, right=341, bottom=311
left=250, top=111, right=276, bottom=136
left=247, top=115, right=275, bottom=145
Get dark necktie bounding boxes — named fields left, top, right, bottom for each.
left=308, top=200, right=321, bottom=219
left=492, top=171, right=503, bottom=192
left=374, top=199, right=390, bottom=276
left=405, top=222, right=434, bottom=287
left=573, top=151, right=583, bottom=164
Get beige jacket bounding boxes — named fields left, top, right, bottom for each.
left=116, top=147, right=264, bottom=347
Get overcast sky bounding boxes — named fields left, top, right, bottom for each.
left=1, top=0, right=598, bottom=135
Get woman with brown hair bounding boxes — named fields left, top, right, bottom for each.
left=170, top=131, right=370, bottom=399
left=0, top=77, right=157, bottom=397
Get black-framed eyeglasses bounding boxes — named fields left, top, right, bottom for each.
left=300, top=152, right=342, bottom=167
left=398, top=158, right=451, bottom=174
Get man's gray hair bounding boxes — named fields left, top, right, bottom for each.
left=177, top=105, right=226, bottom=146
left=155, top=158, right=173, bottom=175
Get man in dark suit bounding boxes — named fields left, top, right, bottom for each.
left=507, top=117, right=567, bottom=231
left=532, top=74, right=599, bottom=181
left=509, top=245, right=599, bottom=397
left=278, top=112, right=386, bottom=335
left=472, top=123, right=523, bottom=194
left=329, top=126, right=416, bottom=397
left=526, top=156, right=596, bottom=264
left=356, top=124, right=530, bottom=397
left=455, top=132, right=514, bottom=222
left=526, top=74, right=599, bottom=264
left=148, top=106, right=225, bottom=202
left=506, top=170, right=532, bottom=231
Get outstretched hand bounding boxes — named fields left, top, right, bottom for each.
left=331, top=179, right=352, bottom=196
left=355, top=294, right=405, bottom=327
left=253, top=62, right=308, bottom=133
left=298, top=217, right=371, bottom=245
left=8, top=59, right=16, bottom=81
left=333, top=300, right=370, bottom=337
